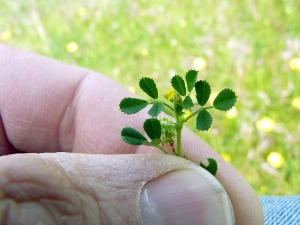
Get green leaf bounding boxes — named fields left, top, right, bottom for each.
left=200, top=158, right=218, bottom=176
left=119, top=98, right=148, bottom=115
left=185, top=70, right=198, bottom=92
left=139, top=77, right=158, bottom=99
left=183, top=95, right=193, bottom=109
left=143, top=118, right=162, bottom=140
left=195, top=80, right=211, bottom=106
left=148, top=101, right=164, bottom=117
left=121, top=127, right=147, bottom=145
left=213, top=88, right=237, bottom=111
left=171, top=75, right=186, bottom=96
left=143, top=139, right=161, bottom=147
left=196, top=109, right=213, bottom=131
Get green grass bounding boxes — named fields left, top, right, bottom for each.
left=1, top=0, right=300, bottom=195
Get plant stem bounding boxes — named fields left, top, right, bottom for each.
left=183, top=105, right=214, bottom=122
left=157, top=145, right=170, bottom=154
left=173, top=96, right=183, bottom=157
left=176, top=122, right=183, bottom=157
left=162, top=102, right=174, bottom=111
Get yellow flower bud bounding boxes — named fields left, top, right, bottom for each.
left=184, top=110, right=191, bottom=119
left=164, top=88, right=176, bottom=101
left=2, top=30, right=12, bottom=40
left=66, top=42, right=79, bottom=53
left=291, top=97, right=300, bottom=110
left=221, top=153, right=232, bottom=162
left=260, top=185, right=267, bottom=194
left=226, top=107, right=238, bottom=119
left=267, top=152, right=285, bottom=168
left=193, top=57, right=207, bottom=70
left=77, top=7, right=87, bottom=16
left=289, top=58, right=300, bottom=71
left=256, top=117, right=276, bottom=132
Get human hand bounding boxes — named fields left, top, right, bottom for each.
left=0, top=44, right=264, bottom=225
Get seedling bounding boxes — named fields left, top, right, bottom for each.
left=119, top=70, right=237, bottom=176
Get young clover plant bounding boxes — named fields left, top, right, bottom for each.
left=119, top=70, right=237, bottom=176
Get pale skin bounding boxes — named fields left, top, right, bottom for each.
left=0, top=44, right=264, bottom=224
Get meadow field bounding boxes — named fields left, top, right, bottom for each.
left=1, top=0, right=299, bottom=195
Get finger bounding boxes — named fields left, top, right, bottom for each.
left=0, top=44, right=147, bottom=154
left=0, top=44, right=264, bottom=224
left=0, top=153, right=235, bottom=225
left=181, top=129, right=264, bottom=225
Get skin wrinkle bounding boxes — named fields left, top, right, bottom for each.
left=0, top=73, right=21, bottom=155
left=0, top=114, right=17, bottom=155
left=7, top=201, right=57, bottom=225
left=69, top=75, right=104, bottom=154
left=6, top=116, right=51, bottom=133
left=3, top=185, right=58, bottom=223
left=68, top=173, right=113, bottom=224
left=2, top=200, right=9, bottom=225
left=5, top=55, right=53, bottom=122
left=38, top=157, right=88, bottom=217
left=0, top=155, right=96, bottom=224
left=38, top=156, right=102, bottom=224
left=0, top=47, right=19, bottom=70
left=1, top=52, right=87, bottom=153
left=86, top=171, right=122, bottom=223
left=0, top=59, right=20, bottom=109
left=57, top=70, right=89, bottom=153
left=71, top=76, right=130, bottom=154
left=91, top=177, right=138, bottom=224
left=4, top=161, right=74, bottom=206
left=4, top=122, right=51, bottom=154
left=39, top=199, right=78, bottom=224
left=47, top=154, right=144, bottom=224
left=77, top=194, right=99, bottom=225
left=56, top=176, right=101, bottom=225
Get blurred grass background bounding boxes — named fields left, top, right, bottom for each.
left=1, top=0, right=299, bottom=195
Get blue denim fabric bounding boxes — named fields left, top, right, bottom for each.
left=259, top=196, right=300, bottom=225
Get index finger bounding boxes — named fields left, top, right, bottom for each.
left=0, top=44, right=148, bottom=154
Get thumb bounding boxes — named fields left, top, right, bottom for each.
left=0, top=153, right=234, bottom=225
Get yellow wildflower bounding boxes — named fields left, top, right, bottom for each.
left=256, top=117, right=276, bottom=132
left=77, top=7, right=87, bottom=16
left=66, top=42, right=79, bottom=53
left=260, top=185, right=267, bottom=194
left=221, top=153, right=232, bottom=162
left=266, top=152, right=285, bottom=168
left=184, top=110, right=191, bottom=119
left=164, top=88, right=176, bottom=101
left=1, top=30, right=12, bottom=40
left=226, top=107, right=238, bottom=119
left=140, top=48, right=148, bottom=56
left=289, top=58, right=300, bottom=71
left=179, top=20, right=186, bottom=28
left=193, top=57, right=207, bottom=70
left=291, top=97, right=300, bottom=110
left=285, top=7, right=293, bottom=14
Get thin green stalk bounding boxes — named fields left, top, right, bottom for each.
left=162, top=102, right=174, bottom=111
left=183, top=105, right=214, bottom=122
left=157, top=145, right=170, bottom=154
left=173, top=97, right=183, bottom=157
left=176, top=123, right=183, bottom=157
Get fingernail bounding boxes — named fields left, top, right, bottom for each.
left=140, top=169, right=234, bottom=225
